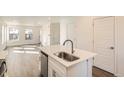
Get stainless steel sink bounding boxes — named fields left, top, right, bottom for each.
left=54, top=52, right=79, bottom=62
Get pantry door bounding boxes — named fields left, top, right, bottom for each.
left=93, top=17, right=115, bottom=74
left=50, top=23, right=60, bottom=45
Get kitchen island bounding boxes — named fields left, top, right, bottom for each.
left=38, top=45, right=96, bottom=77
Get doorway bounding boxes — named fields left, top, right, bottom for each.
left=93, top=17, right=115, bottom=74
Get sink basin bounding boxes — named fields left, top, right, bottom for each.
left=54, top=52, right=79, bottom=62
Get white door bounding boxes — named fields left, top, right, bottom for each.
left=50, top=23, right=60, bottom=45
left=93, top=17, right=115, bottom=74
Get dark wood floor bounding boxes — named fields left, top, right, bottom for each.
left=92, top=66, right=115, bottom=77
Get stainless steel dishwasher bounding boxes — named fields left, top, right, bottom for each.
left=40, top=51, right=48, bottom=77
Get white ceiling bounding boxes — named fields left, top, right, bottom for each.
left=0, top=16, right=75, bottom=26
left=0, top=16, right=50, bottom=26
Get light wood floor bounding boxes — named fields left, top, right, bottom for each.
left=92, top=66, right=115, bottom=77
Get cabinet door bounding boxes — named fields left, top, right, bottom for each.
left=48, top=57, right=66, bottom=77
left=48, top=66, right=61, bottom=77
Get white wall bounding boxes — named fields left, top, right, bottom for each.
left=6, top=25, right=41, bottom=46
left=0, top=16, right=50, bottom=47
left=0, top=17, right=76, bottom=47
left=40, top=23, right=50, bottom=46
left=40, top=17, right=74, bottom=46
left=115, top=17, right=124, bottom=76
left=60, top=19, right=68, bottom=45
left=50, top=17, right=72, bottom=45
left=75, top=16, right=93, bottom=51
left=67, top=16, right=93, bottom=51
left=0, top=23, right=7, bottom=50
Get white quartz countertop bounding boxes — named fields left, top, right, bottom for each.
left=38, top=45, right=96, bottom=67
left=0, top=51, right=8, bottom=59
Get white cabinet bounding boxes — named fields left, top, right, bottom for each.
left=48, top=56, right=93, bottom=77
left=48, top=57, right=66, bottom=77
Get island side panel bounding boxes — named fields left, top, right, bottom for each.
left=87, top=58, right=93, bottom=77
left=67, top=61, right=88, bottom=77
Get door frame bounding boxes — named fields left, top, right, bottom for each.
left=93, top=16, right=117, bottom=75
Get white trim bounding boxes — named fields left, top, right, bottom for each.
left=114, top=17, right=119, bottom=76
left=113, top=16, right=116, bottom=75
left=93, top=16, right=113, bottom=20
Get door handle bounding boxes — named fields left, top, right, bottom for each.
left=110, top=46, right=114, bottom=50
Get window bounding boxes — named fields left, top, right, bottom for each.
left=9, top=28, right=19, bottom=40
left=25, top=29, right=33, bottom=40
